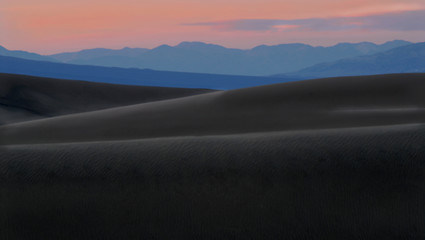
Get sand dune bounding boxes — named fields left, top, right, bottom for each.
left=0, top=73, right=213, bottom=124
left=1, top=73, right=425, bottom=239
left=1, top=73, right=424, bottom=145
left=1, top=124, right=425, bottom=239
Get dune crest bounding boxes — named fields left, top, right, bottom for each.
left=1, top=73, right=424, bottom=145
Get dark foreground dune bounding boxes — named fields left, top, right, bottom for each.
left=0, top=73, right=213, bottom=125
left=1, top=73, right=424, bottom=145
left=1, top=73, right=425, bottom=239
left=1, top=124, right=425, bottom=239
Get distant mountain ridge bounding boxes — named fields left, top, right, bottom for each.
left=44, top=40, right=412, bottom=76
left=49, top=47, right=149, bottom=62
left=285, top=42, right=425, bottom=78
left=0, top=45, right=57, bottom=62
left=1, top=40, right=419, bottom=79
left=0, top=55, right=300, bottom=90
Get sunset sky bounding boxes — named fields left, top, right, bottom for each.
left=2, top=0, right=425, bottom=54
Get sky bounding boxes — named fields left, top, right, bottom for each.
left=1, top=0, right=425, bottom=54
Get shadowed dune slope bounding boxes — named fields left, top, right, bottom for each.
left=1, top=73, right=424, bottom=145
left=0, top=73, right=213, bottom=124
left=1, top=124, right=425, bottom=239
left=1, top=73, right=425, bottom=239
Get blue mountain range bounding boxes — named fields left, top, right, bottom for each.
left=47, top=40, right=411, bottom=76
left=1, top=40, right=424, bottom=89
left=0, top=55, right=300, bottom=90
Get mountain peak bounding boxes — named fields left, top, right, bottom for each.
left=176, top=41, right=225, bottom=50
left=380, top=40, right=412, bottom=48
left=78, top=48, right=111, bottom=54
left=333, top=42, right=376, bottom=47
left=177, top=41, right=207, bottom=47
left=252, top=43, right=313, bottom=51
left=153, top=44, right=172, bottom=50
left=384, top=40, right=411, bottom=45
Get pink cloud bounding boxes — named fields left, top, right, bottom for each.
left=184, top=10, right=425, bottom=32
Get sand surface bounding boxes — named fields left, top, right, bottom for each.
left=0, top=73, right=213, bottom=125
left=1, top=73, right=424, bottom=145
left=1, top=73, right=425, bottom=239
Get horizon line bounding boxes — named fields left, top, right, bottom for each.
left=0, top=39, right=417, bottom=56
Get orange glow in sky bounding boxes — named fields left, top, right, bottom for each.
left=1, top=0, right=425, bottom=54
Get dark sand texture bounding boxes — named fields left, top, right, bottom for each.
left=0, top=73, right=213, bottom=124
left=1, top=73, right=425, bottom=239
left=1, top=124, right=425, bottom=239
left=1, top=73, right=424, bottom=145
